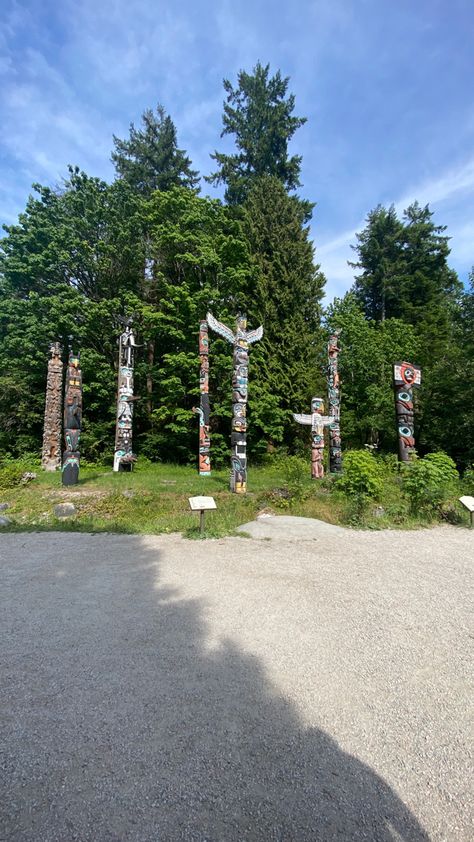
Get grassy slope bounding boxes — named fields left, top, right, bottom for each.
left=0, top=462, right=470, bottom=536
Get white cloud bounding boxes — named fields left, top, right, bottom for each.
left=315, top=156, right=474, bottom=302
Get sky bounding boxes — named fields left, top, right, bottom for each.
left=1, top=0, right=473, bottom=301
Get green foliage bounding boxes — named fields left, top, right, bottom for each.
left=0, top=464, right=25, bottom=488
left=403, top=451, right=459, bottom=518
left=243, top=176, right=325, bottom=451
left=336, top=450, right=384, bottom=508
left=207, top=62, right=311, bottom=216
left=462, top=465, right=474, bottom=495
left=279, top=455, right=311, bottom=501
left=112, top=104, right=199, bottom=195
left=325, top=294, right=420, bottom=451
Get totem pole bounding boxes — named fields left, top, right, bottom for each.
left=207, top=312, right=263, bottom=493
left=293, top=397, right=333, bottom=478
left=192, top=319, right=211, bottom=475
left=393, top=361, right=421, bottom=462
left=62, top=349, right=82, bottom=486
left=113, top=319, right=138, bottom=472
left=41, top=342, right=63, bottom=471
left=327, top=330, right=342, bottom=473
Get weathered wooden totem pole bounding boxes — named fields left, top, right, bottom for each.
left=393, top=361, right=421, bottom=462
left=192, top=319, right=211, bottom=475
left=113, top=320, right=137, bottom=472
left=207, top=312, right=263, bottom=493
left=61, top=350, right=82, bottom=486
left=327, top=330, right=342, bottom=473
left=293, top=397, right=333, bottom=478
left=42, top=342, right=63, bottom=471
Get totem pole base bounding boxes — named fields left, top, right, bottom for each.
left=62, top=451, right=80, bottom=486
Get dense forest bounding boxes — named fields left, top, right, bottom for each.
left=0, top=63, right=472, bottom=471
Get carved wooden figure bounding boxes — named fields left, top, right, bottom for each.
left=61, top=350, right=82, bottom=486
left=327, top=330, right=342, bottom=473
left=193, top=319, right=211, bottom=475
left=207, top=312, right=263, bottom=493
left=293, top=397, right=333, bottom=478
left=42, top=342, right=63, bottom=471
left=114, top=320, right=138, bottom=472
left=393, top=361, right=421, bottom=462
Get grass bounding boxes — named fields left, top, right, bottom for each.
left=0, top=459, right=470, bottom=536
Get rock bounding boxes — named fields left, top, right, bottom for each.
left=0, top=503, right=9, bottom=511
left=53, top=503, right=77, bottom=518
left=374, top=506, right=385, bottom=518
left=0, top=516, right=11, bottom=527
left=122, top=489, right=135, bottom=499
left=21, top=472, right=37, bottom=484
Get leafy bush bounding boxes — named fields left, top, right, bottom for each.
left=0, top=464, right=25, bottom=489
left=462, top=465, right=474, bottom=495
left=403, top=451, right=459, bottom=518
left=279, top=455, right=311, bottom=502
left=336, top=450, right=384, bottom=510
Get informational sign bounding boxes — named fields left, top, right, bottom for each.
left=459, top=496, right=474, bottom=513
left=188, top=496, right=217, bottom=512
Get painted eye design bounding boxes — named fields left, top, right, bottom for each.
left=398, top=391, right=411, bottom=402
left=399, top=426, right=412, bottom=437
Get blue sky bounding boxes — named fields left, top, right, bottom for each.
left=1, top=0, right=473, bottom=300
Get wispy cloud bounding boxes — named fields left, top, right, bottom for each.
left=316, top=156, right=474, bottom=301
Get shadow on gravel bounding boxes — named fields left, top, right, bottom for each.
left=1, top=534, right=431, bottom=841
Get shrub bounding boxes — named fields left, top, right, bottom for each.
left=336, top=450, right=383, bottom=510
left=403, top=451, right=459, bottom=518
left=279, top=455, right=311, bottom=502
left=462, top=465, right=474, bottom=495
left=0, top=464, right=25, bottom=489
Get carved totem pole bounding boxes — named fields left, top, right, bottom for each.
left=42, top=342, right=63, bottom=471
left=114, top=320, right=137, bottom=472
left=393, top=361, right=421, bottom=462
left=207, top=312, right=263, bottom=493
left=327, top=330, right=342, bottom=473
left=62, top=350, right=82, bottom=486
left=192, top=319, right=211, bottom=475
left=293, top=397, right=333, bottom=478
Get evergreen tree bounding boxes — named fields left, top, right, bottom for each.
left=207, top=63, right=310, bottom=216
left=242, top=176, right=325, bottom=451
left=351, top=202, right=461, bottom=337
left=350, top=205, right=404, bottom=322
left=112, top=105, right=200, bottom=196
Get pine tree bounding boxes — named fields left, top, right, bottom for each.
left=112, top=105, right=200, bottom=196
left=350, top=205, right=404, bottom=322
left=207, top=63, right=311, bottom=216
left=241, top=176, right=325, bottom=451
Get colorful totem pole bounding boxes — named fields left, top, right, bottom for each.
left=113, top=320, right=137, bottom=472
left=62, top=350, right=82, bottom=486
left=41, top=342, right=63, bottom=471
left=192, top=319, right=211, bottom=475
left=327, top=330, right=342, bottom=473
left=207, top=312, right=263, bottom=493
left=393, top=361, right=421, bottom=462
left=293, top=397, right=333, bottom=478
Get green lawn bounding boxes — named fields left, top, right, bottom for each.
left=0, top=460, right=470, bottom=536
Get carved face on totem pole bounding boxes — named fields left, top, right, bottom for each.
left=393, top=361, right=421, bottom=461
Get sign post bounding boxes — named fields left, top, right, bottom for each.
left=459, top=496, right=474, bottom=528
left=188, top=496, right=217, bottom=535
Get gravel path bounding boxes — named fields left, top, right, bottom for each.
left=0, top=526, right=472, bottom=841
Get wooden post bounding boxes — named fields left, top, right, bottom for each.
left=327, top=330, right=342, bottom=473
left=42, top=342, right=63, bottom=472
left=207, top=312, right=263, bottom=493
left=393, top=361, right=421, bottom=462
left=114, top=320, right=137, bottom=472
left=197, top=319, right=211, bottom=475
left=61, top=349, right=82, bottom=486
left=293, top=397, right=333, bottom=478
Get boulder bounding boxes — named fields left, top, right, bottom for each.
left=53, top=503, right=77, bottom=518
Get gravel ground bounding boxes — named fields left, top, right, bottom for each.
left=0, top=525, right=472, bottom=841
